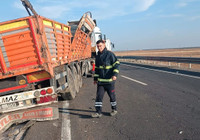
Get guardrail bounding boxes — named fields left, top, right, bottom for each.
left=117, top=56, right=200, bottom=64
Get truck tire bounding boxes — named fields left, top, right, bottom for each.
left=81, top=62, right=86, bottom=76
left=72, top=65, right=79, bottom=93
left=76, top=63, right=83, bottom=88
left=61, top=67, right=76, bottom=100
left=82, top=62, right=89, bottom=77
left=85, top=63, right=89, bottom=76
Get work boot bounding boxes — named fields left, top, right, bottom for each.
left=91, top=112, right=102, bottom=118
left=110, top=110, right=117, bottom=116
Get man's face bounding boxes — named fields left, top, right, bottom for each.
left=97, top=42, right=106, bottom=53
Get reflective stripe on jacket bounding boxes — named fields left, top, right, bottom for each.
left=94, top=48, right=120, bottom=85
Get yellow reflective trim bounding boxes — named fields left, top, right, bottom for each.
left=98, top=78, right=113, bottom=82
left=27, top=71, right=51, bottom=82
left=43, top=20, right=53, bottom=27
left=106, top=65, right=113, bottom=69
left=99, top=65, right=113, bottom=69
left=64, top=26, right=69, bottom=31
left=94, top=74, right=99, bottom=77
left=113, top=69, right=119, bottom=73
left=55, top=23, right=61, bottom=29
left=113, top=61, right=120, bottom=66
left=0, top=20, right=28, bottom=32
left=95, top=66, right=99, bottom=69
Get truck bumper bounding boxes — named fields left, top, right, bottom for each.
left=0, top=86, right=57, bottom=113
left=0, top=104, right=59, bottom=134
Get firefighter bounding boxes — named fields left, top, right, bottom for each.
left=91, top=40, right=120, bottom=118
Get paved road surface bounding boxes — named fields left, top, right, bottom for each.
left=21, top=62, right=200, bottom=140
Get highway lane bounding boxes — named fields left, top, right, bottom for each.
left=69, top=63, right=200, bottom=140
left=21, top=62, right=200, bottom=140
left=120, top=63, right=200, bottom=138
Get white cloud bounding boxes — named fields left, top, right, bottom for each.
left=14, top=0, right=156, bottom=20
left=177, top=0, right=199, bottom=8
left=135, top=0, right=156, bottom=12
left=91, top=0, right=156, bottom=19
left=189, top=16, right=200, bottom=21
left=13, top=1, right=25, bottom=10
left=37, top=5, right=70, bottom=19
left=159, top=14, right=184, bottom=18
left=177, top=2, right=187, bottom=7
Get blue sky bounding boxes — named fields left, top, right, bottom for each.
left=0, top=0, right=200, bottom=51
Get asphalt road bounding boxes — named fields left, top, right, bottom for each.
left=19, top=62, right=200, bottom=140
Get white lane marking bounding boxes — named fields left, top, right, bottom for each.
left=121, top=75, right=148, bottom=86
left=122, top=63, right=200, bottom=80
left=61, top=101, right=71, bottom=140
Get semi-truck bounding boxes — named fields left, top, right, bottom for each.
left=91, top=26, right=114, bottom=57
left=0, top=0, right=95, bottom=132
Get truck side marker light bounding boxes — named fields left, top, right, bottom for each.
left=19, top=79, right=26, bottom=85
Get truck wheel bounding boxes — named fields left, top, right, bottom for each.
left=85, top=63, right=89, bottom=76
left=83, top=63, right=89, bottom=77
left=61, top=88, right=70, bottom=100
left=76, top=63, right=83, bottom=88
left=61, top=67, right=76, bottom=100
left=81, top=62, right=86, bottom=76
left=72, top=66, right=79, bottom=93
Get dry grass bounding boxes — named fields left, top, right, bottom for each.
left=114, top=47, right=200, bottom=57
left=115, top=47, right=200, bottom=71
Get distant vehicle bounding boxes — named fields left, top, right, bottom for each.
left=91, top=25, right=114, bottom=57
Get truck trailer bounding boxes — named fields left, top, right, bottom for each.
left=0, top=0, right=96, bottom=132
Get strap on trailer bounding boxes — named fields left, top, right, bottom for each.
left=21, top=0, right=38, bottom=16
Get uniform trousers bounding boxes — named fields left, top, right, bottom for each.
left=95, top=83, right=117, bottom=113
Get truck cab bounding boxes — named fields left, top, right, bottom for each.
left=91, top=26, right=114, bottom=57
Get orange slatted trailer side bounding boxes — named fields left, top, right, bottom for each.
left=0, top=17, right=44, bottom=79
left=0, top=16, right=72, bottom=80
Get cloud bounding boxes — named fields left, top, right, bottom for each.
left=177, top=2, right=187, bottom=7
left=177, top=0, right=199, bottom=8
left=14, top=0, right=156, bottom=20
left=37, top=5, right=70, bottom=19
left=89, top=0, right=156, bottom=19
left=13, top=1, right=25, bottom=10
left=189, top=16, right=200, bottom=21
left=135, top=0, right=156, bottom=12
left=159, top=14, right=184, bottom=18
